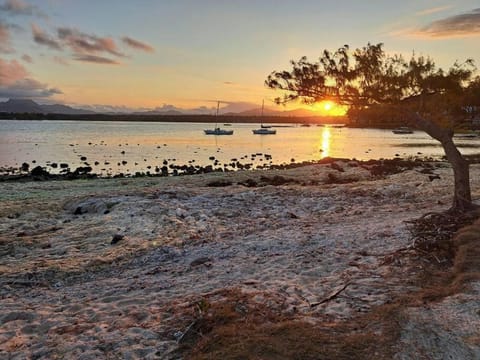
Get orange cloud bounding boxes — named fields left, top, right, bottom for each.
left=415, top=5, right=452, bottom=16
left=0, top=58, right=61, bottom=97
left=417, top=8, right=480, bottom=38
left=122, top=36, right=154, bottom=53
left=73, top=54, right=121, bottom=65
left=32, top=23, right=62, bottom=50
left=58, top=27, right=124, bottom=57
left=0, top=58, right=27, bottom=85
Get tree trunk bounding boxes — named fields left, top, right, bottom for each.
left=412, top=113, right=474, bottom=212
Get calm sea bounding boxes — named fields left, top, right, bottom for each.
left=1, top=120, right=479, bottom=176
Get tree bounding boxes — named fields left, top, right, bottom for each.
left=265, top=43, right=477, bottom=212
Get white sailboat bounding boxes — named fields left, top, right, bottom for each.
left=204, top=101, right=234, bottom=135
left=253, top=100, right=276, bottom=135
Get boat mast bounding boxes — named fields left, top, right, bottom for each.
left=215, top=101, right=219, bottom=128
left=261, top=99, right=264, bottom=126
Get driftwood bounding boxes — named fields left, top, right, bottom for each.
left=310, top=282, right=350, bottom=308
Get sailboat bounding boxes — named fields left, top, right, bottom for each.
left=252, top=100, right=276, bottom=135
left=204, top=101, right=234, bottom=135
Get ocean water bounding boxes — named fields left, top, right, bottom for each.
left=1, top=120, right=479, bottom=176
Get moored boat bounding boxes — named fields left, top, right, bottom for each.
left=204, top=127, right=234, bottom=135
left=253, top=100, right=276, bottom=135
left=392, top=127, right=414, bottom=134
left=204, top=102, right=234, bottom=135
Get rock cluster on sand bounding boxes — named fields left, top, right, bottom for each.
left=0, top=160, right=479, bottom=358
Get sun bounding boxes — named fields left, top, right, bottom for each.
left=311, top=100, right=346, bottom=116
left=323, top=101, right=333, bottom=111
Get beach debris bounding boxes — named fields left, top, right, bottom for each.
left=310, top=282, right=351, bottom=307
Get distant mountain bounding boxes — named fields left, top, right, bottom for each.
left=134, top=109, right=184, bottom=116
left=0, top=99, right=44, bottom=113
left=41, top=104, right=96, bottom=115
left=0, top=98, right=344, bottom=119
left=0, top=99, right=95, bottom=114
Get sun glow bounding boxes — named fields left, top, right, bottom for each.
left=323, top=101, right=333, bottom=111
left=312, top=101, right=347, bottom=116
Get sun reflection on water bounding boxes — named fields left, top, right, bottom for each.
left=320, top=127, right=331, bottom=158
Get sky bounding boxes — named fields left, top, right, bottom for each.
left=1, top=0, right=480, bottom=114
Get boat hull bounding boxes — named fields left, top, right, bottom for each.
left=392, top=127, right=414, bottom=134
left=253, top=128, right=276, bottom=135
left=204, top=128, right=234, bottom=135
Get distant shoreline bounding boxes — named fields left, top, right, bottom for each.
left=0, top=113, right=348, bottom=125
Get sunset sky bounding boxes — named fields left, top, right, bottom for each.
left=1, top=0, right=480, bottom=113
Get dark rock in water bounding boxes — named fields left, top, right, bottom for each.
left=31, top=166, right=49, bottom=177
left=73, top=166, right=93, bottom=175
left=50, top=163, right=58, bottom=168
left=74, top=206, right=83, bottom=215
left=111, top=234, right=124, bottom=245
left=60, top=163, right=69, bottom=169
left=80, top=156, right=87, bottom=161
left=21, top=162, right=29, bottom=172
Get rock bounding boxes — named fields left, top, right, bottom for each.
left=30, top=166, right=49, bottom=177
left=66, top=198, right=109, bottom=215
left=207, top=180, right=232, bottom=187
left=111, top=234, right=124, bottom=245
left=189, top=257, right=211, bottom=267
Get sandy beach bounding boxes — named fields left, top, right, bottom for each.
left=1, top=159, right=479, bottom=359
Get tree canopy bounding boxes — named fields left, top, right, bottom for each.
left=266, top=43, right=476, bottom=124
left=265, top=43, right=479, bottom=211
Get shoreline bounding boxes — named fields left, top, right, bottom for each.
left=1, top=160, right=479, bottom=358
left=0, top=156, right=442, bottom=182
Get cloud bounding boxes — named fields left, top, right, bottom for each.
left=21, top=54, right=32, bottom=63
left=53, top=56, right=69, bottom=66
left=0, top=58, right=61, bottom=98
left=0, top=0, right=45, bottom=17
left=58, top=27, right=124, bottom=57
left=122, top=36, right=154, bottom=53
left=0, top=78, right=61, bottom=98
left=0, top=58, right=27, bottom=85
left=0, top=22, right=14, bottom=53
left=32, top=23, right=62, bottom=50
left=417, top=8, right=480, bottom=38
left=73, top=54, right=120, bottom=65
left=415, top=5, right=452, bottom=16
left=32, top=25, right=127, bottom=65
